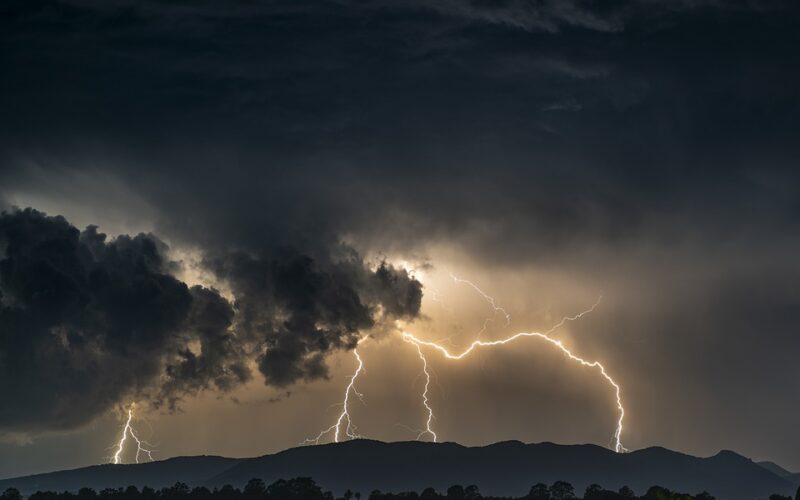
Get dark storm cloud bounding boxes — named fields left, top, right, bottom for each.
left=0, top=209, right=252, bottom=431
left=208, top=251, right=421, bottom=387
left=156, top=285, right=251, bottom=410
left=2, top=0, right=797, bottom=259
left=0, top=209, right=421, bottom=431
left=1, top=0, right=799, bottom=468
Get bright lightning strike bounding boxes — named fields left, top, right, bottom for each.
left=405, top=338, right=437, bottom=442
left=401, top=323, right=627, bottom=453
left=303, top=340, right=367, bottom=445
left=302, top=266, right=622, bottom=453
left=111, top=403, right=155, bottom=464
left=404, top=274, right=621, bottom=451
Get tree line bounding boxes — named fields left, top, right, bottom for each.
left=2, top=478, right=798, bottom=500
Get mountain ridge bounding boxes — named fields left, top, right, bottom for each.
left=2, top=441, right=797, bottom=500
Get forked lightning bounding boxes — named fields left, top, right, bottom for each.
left=401, top=326, right=626, bottom=453
left=111, top=403, right=155, bottom=464
left=406, top=339, right=437, bottom=442
left=304, top=271, right=626, bottom=453
left=303, top=340, right=367, bottom=444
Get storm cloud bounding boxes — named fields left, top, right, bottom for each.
left=0, top=0, right=799, bottom=474
left=208, top=250, right=421, bottom=387
left=2, top=0, right=797, bottom=258
left=0, top=208, right=201, bottom=431
left=0, top=209, right=421, bottom=432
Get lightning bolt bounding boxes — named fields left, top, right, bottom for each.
left=302, top=266, right=623, bottom=453
left=303, top=340, right=367, bottom=445
left=111, top=403, right=155, bottom=464
left=405, top=274, right=621, bottom=451
left=449, top=272, right=511, bottom=327
left=405, top=338, right=437, bottom=442
left=401, top=307, right=627, bottom=453
left=544, top=296, right=603, bottom=337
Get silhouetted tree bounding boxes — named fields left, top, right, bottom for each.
left=447, top=486, right=465, bottom=500
left=244, top=479, right=266, bottom=498
left=217, top=484, right=240, bottom=500
left=618, top=487, right=635, bottom=499
left=140, top=487, right=156, bottom=500
left=582, top=484, right=622, bottom=500
left=399, top=493, right=421, bottom=500
left=420, top=488, right=438, bottom=500
left=189, top=487, right=211, bottom=500
left=527, top=484, right=550, bottom=500
left=12, top=478, right=800, bottom=500
left=796, top=485, right=800, bottom=500
left=162, top=482, right=190, bottom=500
left=266, top=479, right=290, bottom=499
left=77, top=488, right=97, bottom=500
left=31, top=491, right=60, bottom=500
left=98, top=490, right=120, bottom=500
left=1, top=488, right=21, bottom=500
left=271, top=478, right=325, bottom=500
left=584, top=485, right=603, bottom=500
left=642, top=486, right=671, bottom=500
left=549, top=482, right=575, bottom=500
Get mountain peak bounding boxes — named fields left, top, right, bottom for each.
left=1, top=441, right=796, bottom=500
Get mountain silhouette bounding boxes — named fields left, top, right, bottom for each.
left=758, top=461, right=800, bottom=486
left=759, top=461, right=794, bottom=477
left=0, top=457, right=240, bottom=495
left=2, top=441, right=797, bottom=500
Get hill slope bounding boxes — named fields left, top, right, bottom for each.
left=0, top=456, right=241, bottom=495
left=208, top=441, right=797, bottom=500
left=758, top=461, right=795, bottom=478
left=2, top=441, right=798, bottom=500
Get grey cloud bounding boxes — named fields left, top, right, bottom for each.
left=0, top=209, right=422, bottom=432
left=157, top=285, right=252, bottom=410
left=0, top=0, right=799, bottom=471
left=0, top=209, right=193, bottom=431
left=208, top=251, right=421, bottom=387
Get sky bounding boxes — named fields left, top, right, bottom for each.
left=1, top=0, right=799, bottom=479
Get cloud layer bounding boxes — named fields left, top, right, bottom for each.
left=0, top=0, right=799, bottom=472
left=0, top=209, right=421, bottom=432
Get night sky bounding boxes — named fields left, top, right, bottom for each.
left=1, top=0, right=799, bottom=479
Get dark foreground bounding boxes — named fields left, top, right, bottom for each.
left=1, top=441, right=798, bottom=500
left=2, top=476, right=799, bottom=500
